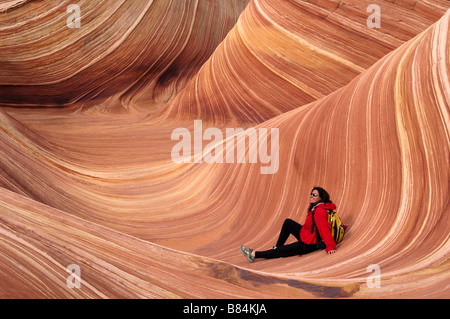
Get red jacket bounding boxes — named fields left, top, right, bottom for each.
left=300, top=202, right=337, bottom=252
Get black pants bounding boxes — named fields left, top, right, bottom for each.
left=255, top=219, right=317, bottom=259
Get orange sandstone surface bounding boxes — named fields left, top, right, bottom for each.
left=0, top=0, right=449, bottom=298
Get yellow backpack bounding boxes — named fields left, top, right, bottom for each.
left=311, top=209, right=345, bottom=247
left=327, top=209, right=345, bottom=244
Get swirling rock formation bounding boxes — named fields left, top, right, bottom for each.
left=0, top=0, right=449, bottom=298
left=162, top=0, right=450, bottom=123
left=0, top=0, right=249, bottom=111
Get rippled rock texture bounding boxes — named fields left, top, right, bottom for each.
left=0, top=0, right=449, bottom=298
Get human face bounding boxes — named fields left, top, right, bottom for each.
left=309, top=189, right=321, bottom=204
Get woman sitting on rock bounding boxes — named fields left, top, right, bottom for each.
left=240, top=187, right=345, bottom=262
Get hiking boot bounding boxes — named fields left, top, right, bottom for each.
left=240, top=245, right=255, bottom=263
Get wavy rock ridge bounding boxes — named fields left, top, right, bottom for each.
left=0, top=0, right=449, bottom=298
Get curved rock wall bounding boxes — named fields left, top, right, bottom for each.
left=0, top=0, right=448, bottom=298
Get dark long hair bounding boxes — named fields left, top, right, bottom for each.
left=307, top=187, right=332, bottom=212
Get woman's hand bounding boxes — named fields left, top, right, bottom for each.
left=327, top=250, right=336, bottom=254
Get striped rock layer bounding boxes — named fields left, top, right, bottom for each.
left=0, top=0, right=449, bottom=298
